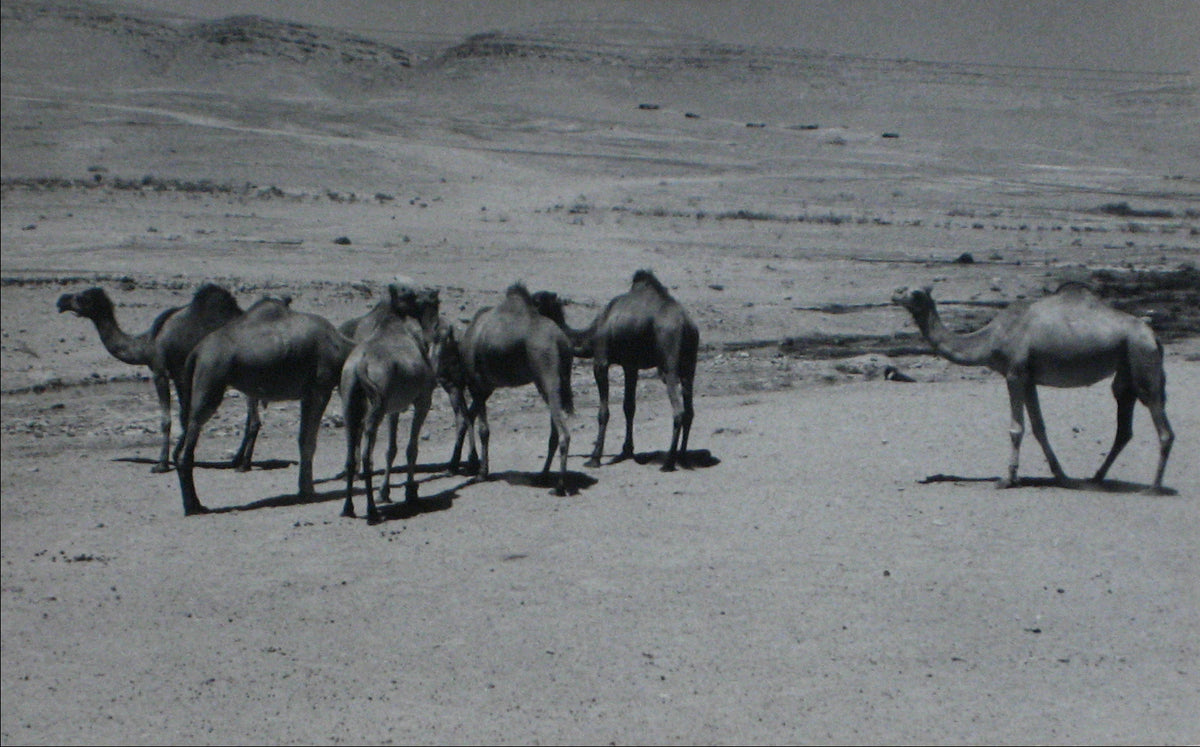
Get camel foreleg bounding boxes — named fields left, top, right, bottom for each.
left=152, top=372, right=173, bottom=473
left=619, top=366, right=639, bottom=463
left=1092, top=380, right=1136, bottom=486
left=1023, top=382, right=1067, bottom=484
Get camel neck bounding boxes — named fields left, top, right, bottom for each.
left=917, top=304, right=998, bottom=368
left=91, top=313, right=152, bottom=366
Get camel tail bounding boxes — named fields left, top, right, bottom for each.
left=342, top=373, right=368, bottom=433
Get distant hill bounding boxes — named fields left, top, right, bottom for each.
left=1, top=0, right=413, bottom=94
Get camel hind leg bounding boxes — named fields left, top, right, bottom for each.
left=379, top=412, right=401, bottom=504
left=404, top=393, right=431, bottom=502
left=341, top=381, right=366, bottom=518
left=359, top=404, right=386, bottom=524
left=232, top=397, right=262, bottom=472
left=586, top=361, right=611, bottom=468
left=535, top=375, right=572, bottom=495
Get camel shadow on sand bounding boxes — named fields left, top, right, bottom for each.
left=918, top=473, right=1178, bottom=496
left=211, top=472, right=465, bottom=518
left=114, top=456, right=295, bottom=471
left=474, top=469, right=599, bottom=496
left=595, top=448, right=721, bottom=470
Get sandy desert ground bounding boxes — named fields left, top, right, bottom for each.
left=2, top=1, right=1198, bottom=744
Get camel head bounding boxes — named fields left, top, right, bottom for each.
left=529, top=290, right=566, bottom=327
left=891, top=285, right=936, bottom=318
left=388, top=283, right=440, bottom=336
left=56, top=287, right=113, bottom=319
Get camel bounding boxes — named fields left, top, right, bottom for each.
left=56, top=284, right=266, bottom=473
left=340, top=288, right=441, bottom=523
left=458, top=282, right=574, bottom=495
left=538, top=269, right=698, bottom=471
left=892, top=282, right=1173, bottom=492
left=340, top=284, right=473, bottom=474
left=175, top=297, right=353, bottom=515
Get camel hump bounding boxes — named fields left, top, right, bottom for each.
left=191, top=283, right=242, bottom=317
left=1052, top=280, right=1099, bottom=297
left=244, top=296, right=293, bottom=319
left=631, top=268, right=670, bottom=295
left=500, top=282, right=536, bottom=311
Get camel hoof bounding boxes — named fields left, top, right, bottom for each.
left=584, top=458, right=602, bottom=469
left=366, top=512, right=382, bottom=525
left=994, top=477, right=1018, bottom=489
left=660, top=463, right=677, bottom=473
left=341, top=508, right=356, bottom=518
left=185, top=504, right=210, bottom=516
left=150, top=463, right=171, bottom=474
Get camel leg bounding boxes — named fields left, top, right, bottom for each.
left=472, top=395, right=492, bottom=481
left=678, top=370, right=695, bottom=467
left=661, top=367, right=686, bottom=472
left=1023, top=382, right=1067, bottom=484
left=618, top=366, right=638, bottom=462
left=554, top=404, right=571, bottom=496
left=341, top=388, right=365, bottom=518
left=587, top=361, right=610, bottom=468
left=446, top=386, right=468, bottom=473
left=406, top=395, right=431, bottom=502
left=176, top=381, right=225, bottom=515
left=379, top=412, right=400, bottom=504
left=360, top=406, right=384, bottom=523
left=297, top=387, right=333, bottom=499
left=542, top=416, right=559, bottom=478
left=172, top=375, right=192, bottom=468
left=449, top=386, right=479, bottom=475
left=1146, top=400, right=1174, bottom=493
left=997, top=375, right=1026, bottom=489
left=232, top=397, right=261, bottom=472
left=541, top=400, right=571, bottom=496
left=152, top=372, right=173, bottom=473
left=1092, top=377, right=1136, bottom=486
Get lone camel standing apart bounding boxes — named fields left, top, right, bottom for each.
left=458, top=282, right=574, bottom=495
left=340, top=285, right=441, bottom=523
left=57, top=284, right=266, bottom=472
left=539, top=269, right=698, bottom=471
left=175, top=297, right=352, bottom=515
left=892, top=282, right=1173, bottom=492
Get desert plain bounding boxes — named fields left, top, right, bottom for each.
left=1, top=1, right=1198, bottom=744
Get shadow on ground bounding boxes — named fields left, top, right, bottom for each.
left=114, top=456, right=296, bottom=471
left=918, top=473, right=1177, bottom=495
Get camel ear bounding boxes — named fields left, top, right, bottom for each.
left=920, top=284, right=934, bottom=297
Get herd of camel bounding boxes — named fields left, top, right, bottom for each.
left=56, top=268, right=1175, bottom=522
